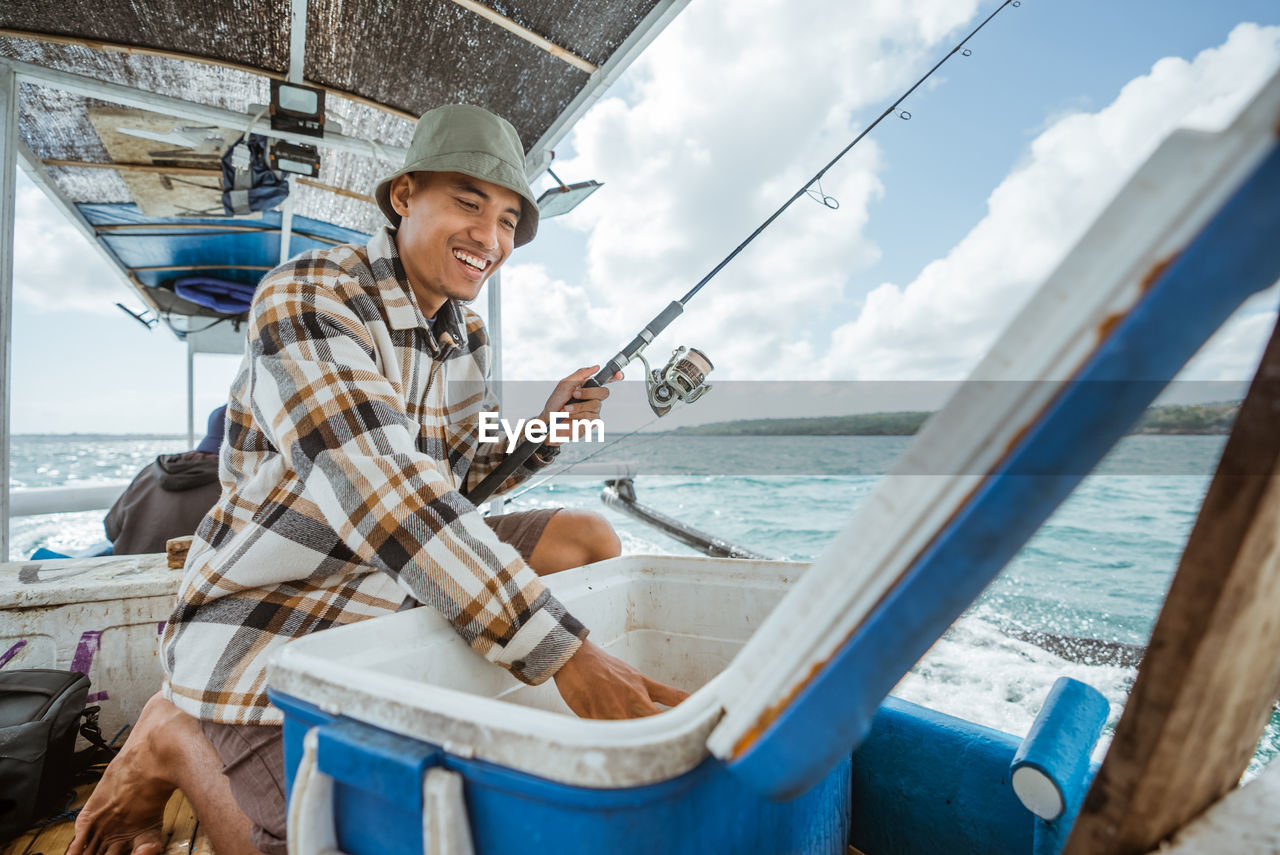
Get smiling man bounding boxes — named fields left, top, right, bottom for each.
left=69, top=105, right=686, bottom=855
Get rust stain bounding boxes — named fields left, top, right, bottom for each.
left=1004, top=420, right=1033, bottom=458
left=732, top=658, right=829, bottom=758
left=1091, top=251, right=1181, bottom=348
left=1096, top=311, right=1126, bottom=342
left=1139, top=251, right=1181, bottom=294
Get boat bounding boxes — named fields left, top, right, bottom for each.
left=3, top=2, right=1280, bottom=853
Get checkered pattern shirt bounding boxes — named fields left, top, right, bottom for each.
left=161, top=227, right=585, bottom=725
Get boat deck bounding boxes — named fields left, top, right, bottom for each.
left=3, top=784, right=210, bottom=855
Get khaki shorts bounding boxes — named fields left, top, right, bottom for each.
left=202, top=508, right=559, bottom=854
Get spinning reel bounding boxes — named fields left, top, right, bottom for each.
left=636, top=345, right=714, bottom=417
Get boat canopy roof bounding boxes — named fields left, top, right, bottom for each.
left=0, top=0, right=682, bottom=345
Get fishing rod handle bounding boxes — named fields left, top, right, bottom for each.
left=463, top=375, right=603, bottom=505
left=602, top=300, right=685, bottom=378
left=463, top=301, right=684, bottom=505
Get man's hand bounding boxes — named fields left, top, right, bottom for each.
left=553, top=639, right=690, bottom=719
left=539, top=365, right=623, bottom=446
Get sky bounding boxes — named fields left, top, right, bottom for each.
left=7, top=0, right=1280, bottom=434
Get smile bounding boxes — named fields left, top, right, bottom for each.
left=453, top=249, right=491, bottom=272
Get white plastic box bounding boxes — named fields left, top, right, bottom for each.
left=272, top=554, right=805, bottom=787
left=0, top=553, right=180, bottom=742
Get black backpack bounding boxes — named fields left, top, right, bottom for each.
left=0, top=670, right=103, bottom=842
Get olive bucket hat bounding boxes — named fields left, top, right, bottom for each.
left=374, top=104, right=539, bottom=247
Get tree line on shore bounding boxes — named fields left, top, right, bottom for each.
left=673, top=402, right=1239, bottom=437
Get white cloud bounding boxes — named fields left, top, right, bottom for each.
left=506, top=0, right=981, bottom=380
left=1178, top=285, right=1279, bottom=383
left=13, top=173, right=135, bottom=315
left=493, top=262, right=620, bottom=378
left=820, top=23, right=1280, bottom=381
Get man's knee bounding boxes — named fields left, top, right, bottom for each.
left=531, top=509, right=620, bottom=573
left=566, top=509, right=621, bottom=563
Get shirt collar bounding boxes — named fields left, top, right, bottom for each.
left=367, top=226, right=467, bottom=352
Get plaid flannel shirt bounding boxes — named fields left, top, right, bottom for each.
left=161, top=226, right=585, bottom=725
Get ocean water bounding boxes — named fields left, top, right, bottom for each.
left=7, top=433, right=1277, bottom=777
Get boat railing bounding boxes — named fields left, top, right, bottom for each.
left=8, top=483, right=128, bottom=518
left=6, top=464, right=637, bottom=520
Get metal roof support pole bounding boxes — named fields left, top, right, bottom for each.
left=2, top=58, right=408, bottom=163
left=187, top=337, right=195, bottom=449
left=0, top=65, right=15, bottom=560
left=279, top=183, right=295, bottom=264
left=13, top=139, right=141, bottom=305
left=277, top=0, right=307, bottom=266
left=289, top=0, right=307, bottom=82
left=486, top=269, right=505, bottom=515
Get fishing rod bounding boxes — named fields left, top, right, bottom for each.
left=464, top=0, right=1021, bottom=505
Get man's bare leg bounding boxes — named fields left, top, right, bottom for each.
left=68, top=693, right=264, bottom=855
left=527, top=509, right=621, bottom=576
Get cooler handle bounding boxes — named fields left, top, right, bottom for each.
left=288, top=726, right=475, bottom=855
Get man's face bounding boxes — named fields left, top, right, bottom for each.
left=389, top=170, right=522, bottom=317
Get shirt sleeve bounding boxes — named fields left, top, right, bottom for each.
left=247, top=277, right=585, bottom=684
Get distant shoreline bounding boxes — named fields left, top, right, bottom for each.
left=672, top=402, right=1240, bottom=437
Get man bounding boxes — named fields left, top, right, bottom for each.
left=104, top=405, right=226, bottom=555
left=69, top=105, right=687, bottom=855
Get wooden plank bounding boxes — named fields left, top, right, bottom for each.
left=298, top=177, right=376, bottom=205
left=84, top=105, right=228, bottom=217
left=446, top=0, right=597, bottom=73
left=45, top=159, right=376, bottom=206
left=1063, top=316, right=1280, bottom=855
left=1, top=783, right=92, bottom=855
left=162, top=790, right=199, bottom=855
left=0, top=786, right=208, bottom=855
left=190, top=827, right=216, bottom=854
left=1149, top=762, right=1280, bottom=853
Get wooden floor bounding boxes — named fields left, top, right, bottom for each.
left=3, top=785, right=211, bottom=855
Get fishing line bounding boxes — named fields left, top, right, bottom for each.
left=678, top=0, right=1018, bottom=306
left=465, top=0, right=1021, bottom=505
left=502, top=415, right=665, bottom=504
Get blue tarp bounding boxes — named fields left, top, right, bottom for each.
left=78, top=203, right=369, bottom=315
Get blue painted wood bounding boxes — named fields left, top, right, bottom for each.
left=729, top=140, right=1280, bottom=801
left=850, top=697, right=1034, bottom=855
left=1010, top=677, right=1110, bottom=854
left=1012, top=678, right=1109, bottom=816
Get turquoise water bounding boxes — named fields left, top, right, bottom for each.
left=7, top=433, right=1276, bottom=776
